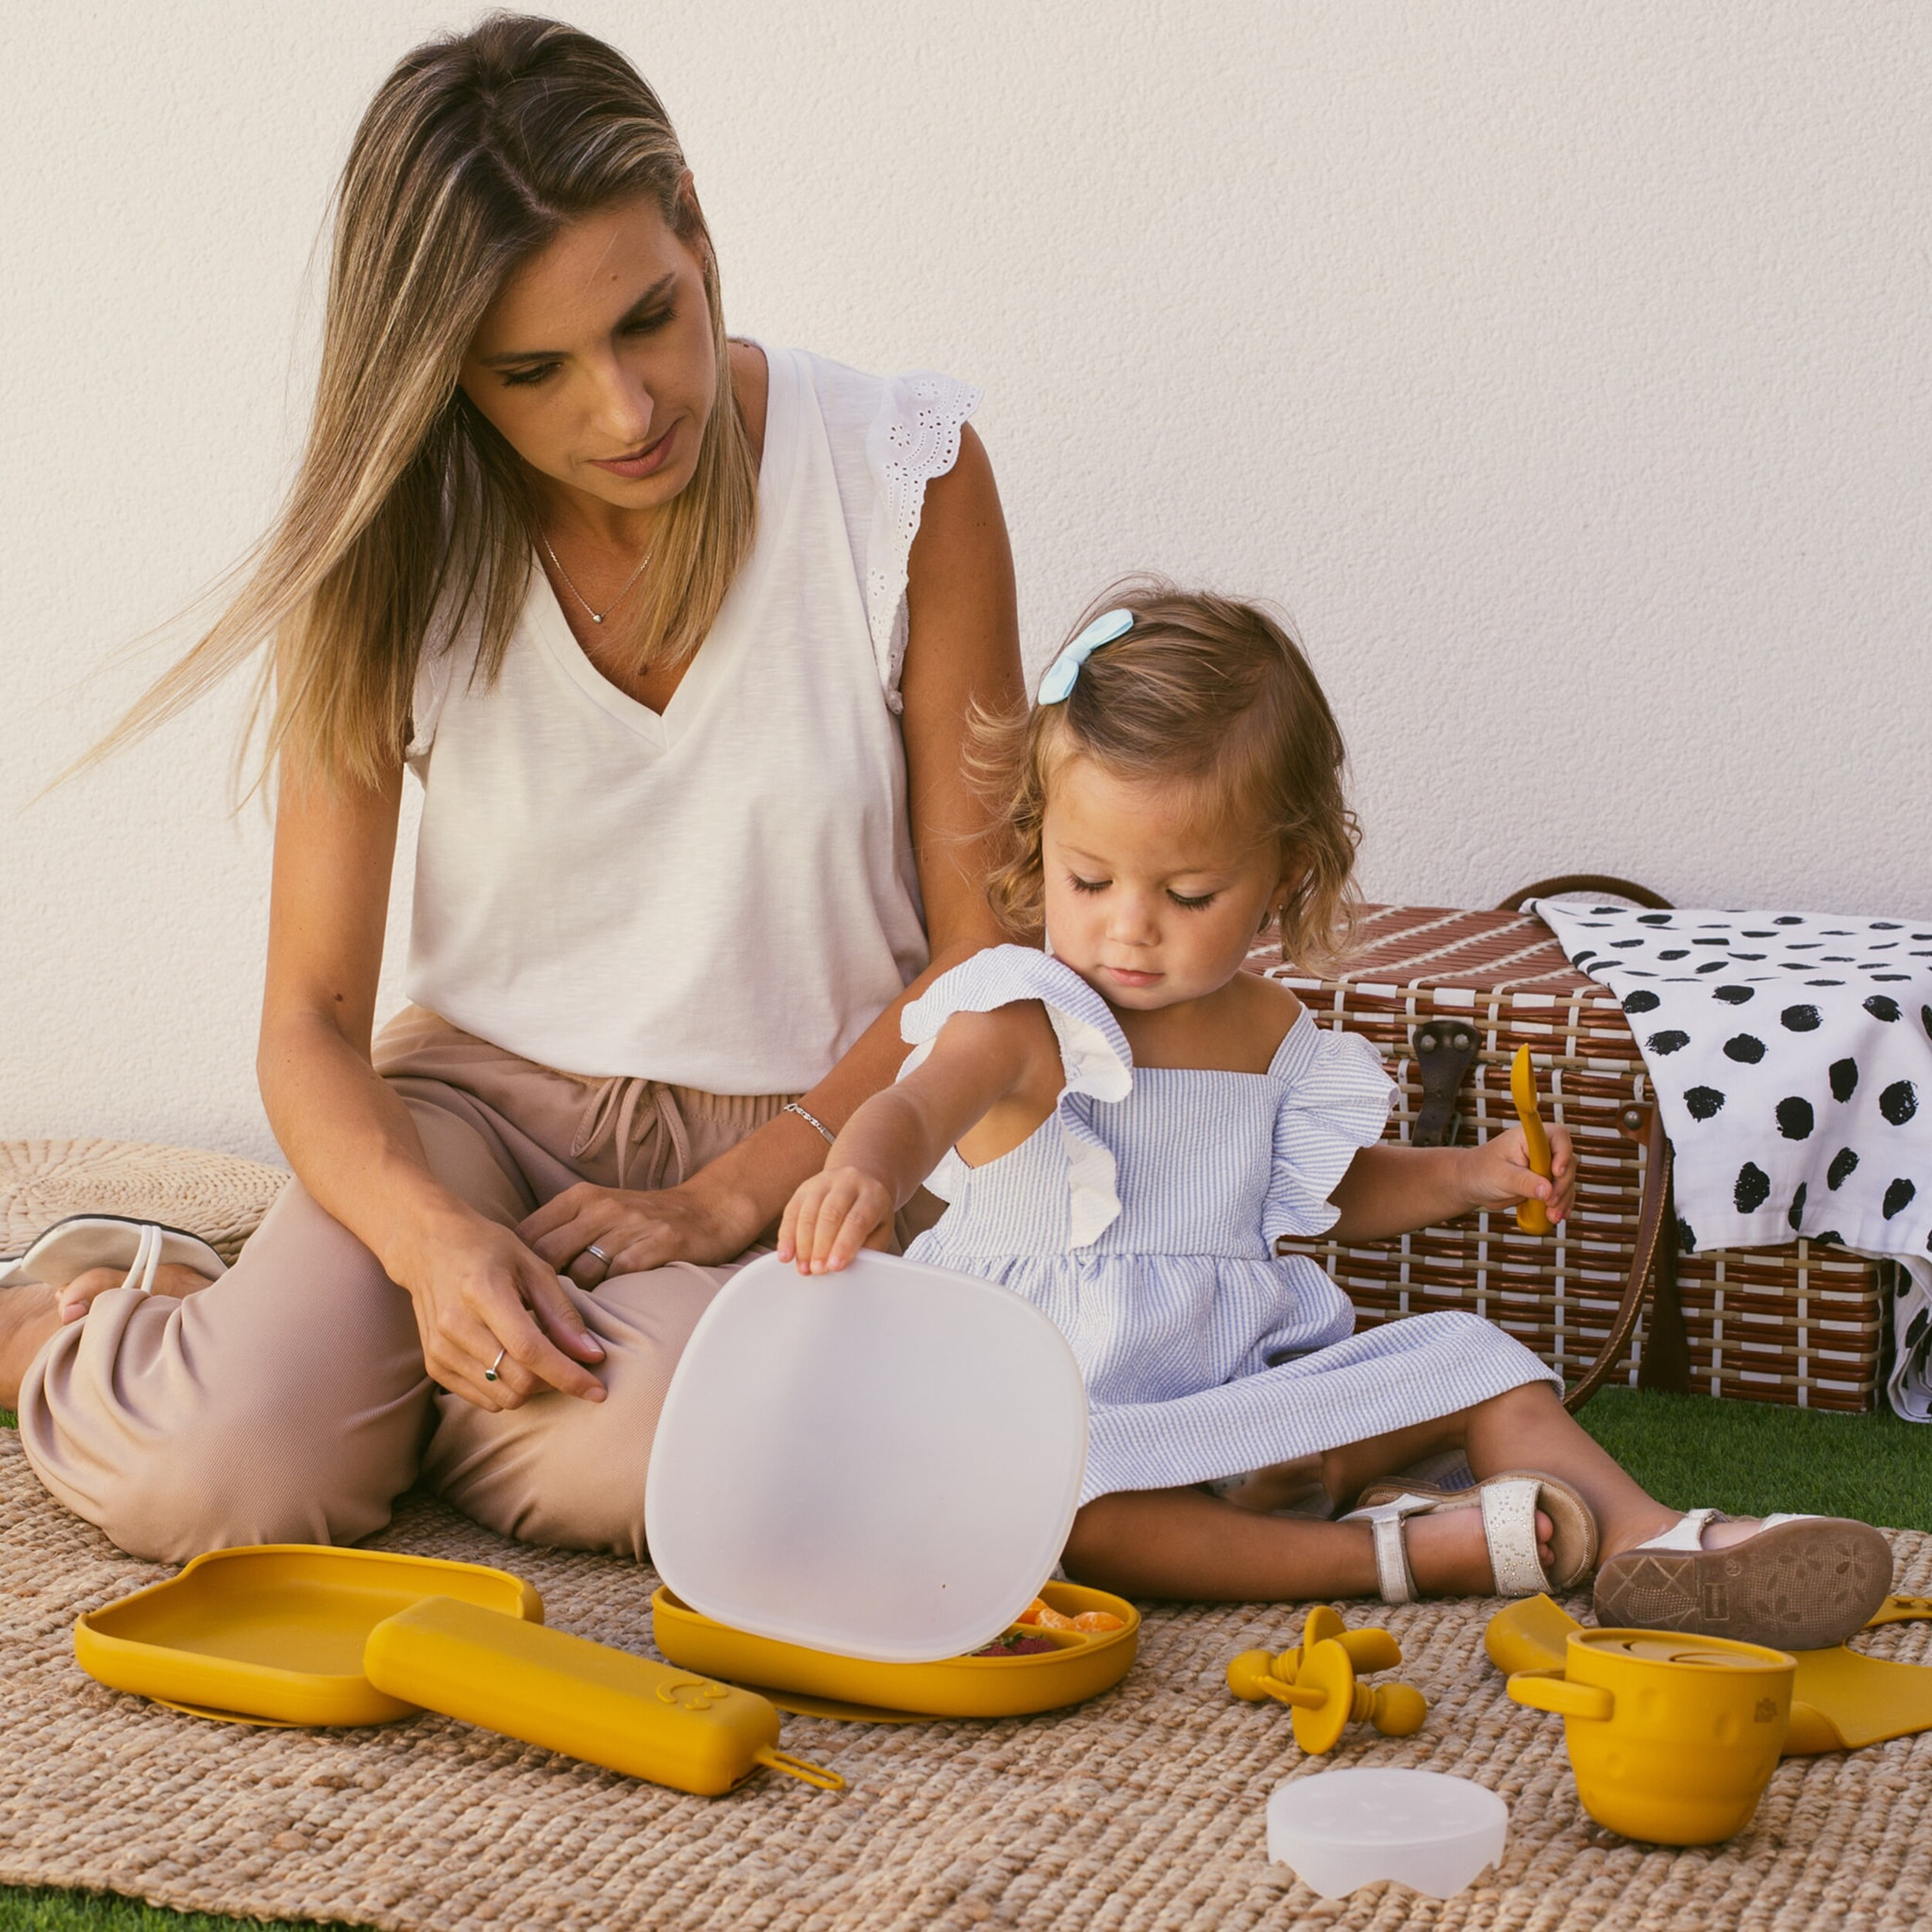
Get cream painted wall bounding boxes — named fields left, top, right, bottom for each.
left=4, top=1, right=1928, bottom=1161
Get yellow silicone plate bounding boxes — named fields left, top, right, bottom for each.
left=652, top=1580, right=1139, bottom=1720
left=75, top=1544, right=543, bottom=1727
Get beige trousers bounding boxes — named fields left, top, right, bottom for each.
left=18, top=1008, right=788, bottom=1565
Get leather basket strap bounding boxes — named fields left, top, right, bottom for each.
left=1564, top=1104, right=1680, bottom=1411
left=1494, top=874, right=1672, bottom=913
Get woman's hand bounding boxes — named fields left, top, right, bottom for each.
left=1461, top=1123, right=1577, bottom=1224
left=393, top=1205, right=608, bottom=1410
left=777, top=1168, right=897, bottom=1274
left=518, top=1174, right=764, bottom=1288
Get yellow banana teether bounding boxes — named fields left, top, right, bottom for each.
left=1509, top=1043, right=1554, bottom=1236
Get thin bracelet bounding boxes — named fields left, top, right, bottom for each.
left=782, top=1100, right=837, bottom=1145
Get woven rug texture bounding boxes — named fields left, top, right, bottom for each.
left=1, top=1139, right=288, bottom=1265
left=2, top=1433, right=1930, bottom=1932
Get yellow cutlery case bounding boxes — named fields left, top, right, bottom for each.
left=362, top=1596, right=840, bottom=1793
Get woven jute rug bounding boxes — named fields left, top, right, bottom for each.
left=2, top=1432, right=1929, bottom=1932
left=1, top=1138, right=289, bottom=1265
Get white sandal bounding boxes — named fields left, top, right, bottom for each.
left=0, top=1215, right=226, bottom=1297
left=1341, top=1469, right=1599, bottom=1603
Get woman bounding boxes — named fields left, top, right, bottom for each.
left=0, top=16, right=1021, bottom=1562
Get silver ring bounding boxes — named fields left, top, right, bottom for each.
left=484, top=1346, right=506, bottom=1383
left=585, top=1243, right=611, bottom=1266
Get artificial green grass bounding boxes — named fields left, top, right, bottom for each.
left=0, top=1891, right=334, bottom=1931
left=1577, top=1386, right=1932, bottom=1531
left=0, top=1391, right=1924, bottom=1929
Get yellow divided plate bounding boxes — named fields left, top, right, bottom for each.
left=75, top=1544, right=543, bottom=1727
left=652, top=1579, right=1139, bottom=1721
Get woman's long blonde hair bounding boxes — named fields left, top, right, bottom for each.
left=90, top=13, right=756, bottom=791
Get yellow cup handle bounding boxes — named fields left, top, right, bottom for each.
left=1507, top=1671, right=1614, bottom=1722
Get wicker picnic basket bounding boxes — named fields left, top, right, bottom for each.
left=1251, top=882, right=1890, bottom=1413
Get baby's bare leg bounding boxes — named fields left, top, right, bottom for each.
left=1061, top=1485, right=1549, bottom=1602
left=1320, top=1413, right=1471, bottom=1509
left=1461, top=1380, right=1680, bottom=1557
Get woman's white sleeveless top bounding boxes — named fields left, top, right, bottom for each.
left=403, top=345, right=980, bottom=1091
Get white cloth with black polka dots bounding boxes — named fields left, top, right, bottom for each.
left=1535, top=898, right=1932, bottom=1420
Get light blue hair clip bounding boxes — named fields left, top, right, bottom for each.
left=1037, top=608, right=1134, bottom=705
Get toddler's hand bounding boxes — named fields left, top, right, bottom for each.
left=778, top=1167, right=897, bottom=1274
left=1463, top=1124, right=1576, bottom=1224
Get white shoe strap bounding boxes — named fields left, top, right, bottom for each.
left=1635, top=1507, right=1724, bottom=1553
left=1369, top=1512, right=1416, bottom=1605
left=1479, top=1479, right=1552, bottom=1595
left=118, top=1224, right=162, bottom=1296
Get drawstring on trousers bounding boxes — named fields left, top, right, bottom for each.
left=568, top=1075, right=693, bottom=1191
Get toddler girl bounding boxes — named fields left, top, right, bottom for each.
left=781, top=583, right=1890, bottom=1646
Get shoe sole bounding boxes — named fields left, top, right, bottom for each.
left=1592, top=1518, right=1893, bottom=1651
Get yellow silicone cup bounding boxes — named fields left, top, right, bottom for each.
left=1507, top=1627, right=1792, bottom=1843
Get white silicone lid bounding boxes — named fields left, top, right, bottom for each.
left=644, top=1249, right=1090, bottom=1663
left=1266, top=1769, right=1508, bottom=1900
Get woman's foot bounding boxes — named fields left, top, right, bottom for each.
left=0, top=1264, right=216, bottom=1407
left=57, top=1262, right=215, bottom=1323
left=0, top=1283, right=61, bottom=1408
left=1593, top=1508, right=1894, bottom=1650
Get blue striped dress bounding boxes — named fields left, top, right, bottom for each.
left=902, top=947, right=1559, bottom=1503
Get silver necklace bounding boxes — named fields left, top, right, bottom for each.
left=540, top=528, right=653, bottom=625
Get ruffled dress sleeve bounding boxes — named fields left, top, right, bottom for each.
left=1261, top=1011, right=1396, bottom=1242
left=899, top=945, right=1133, bottom=1246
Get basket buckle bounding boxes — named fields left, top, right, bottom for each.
left=1410, top=1021, right=1479, bottom=1147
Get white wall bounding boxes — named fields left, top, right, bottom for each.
left=4, top=0, right=1928, bottom=1161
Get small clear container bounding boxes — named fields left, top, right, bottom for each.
left=1266, top=1768, right=1507, bottom=1899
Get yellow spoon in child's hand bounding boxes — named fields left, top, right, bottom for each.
left=1509, top=1043, right=1554, bottom=1236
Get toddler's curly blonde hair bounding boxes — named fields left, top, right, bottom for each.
left=971, top=578, right=1360, bottom=973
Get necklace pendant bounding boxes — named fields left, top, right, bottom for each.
left=591, top=613, right=604, bottom=624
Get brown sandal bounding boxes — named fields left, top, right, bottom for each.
left=1593, top=1509, right=1893, bottom=1650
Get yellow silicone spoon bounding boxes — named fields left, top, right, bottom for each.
left=1509, top=1043, right=1554, bottom=1236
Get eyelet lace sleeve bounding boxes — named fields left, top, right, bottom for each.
left=863, top=371, right=982, bottom=712
left=899, top=945, right=1133, bottom=1245
left=1260, top=1014, right=1396, bottom=1242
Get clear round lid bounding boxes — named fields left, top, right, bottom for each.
left=644, top=1250, right=1090, bottom=1663
left=1267, top=1769, right=1509, bottom=1901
